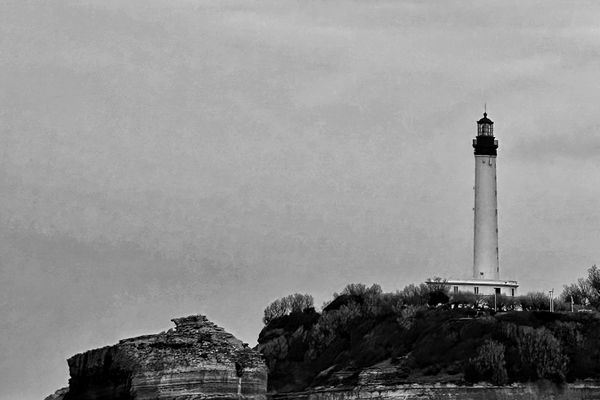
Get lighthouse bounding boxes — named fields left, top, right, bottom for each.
left=426, top=111, right=517, bottom=297
left=472, top=112, right=499, bottom=280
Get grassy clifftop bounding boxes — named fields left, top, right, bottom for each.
left=257, top=287, right=600, bottom=393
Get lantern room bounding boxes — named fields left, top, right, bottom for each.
left=473, top=112, right=498, bottom=156
left=477, top=112, right=494, bottom=137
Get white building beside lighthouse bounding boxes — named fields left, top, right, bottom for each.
left=428, top=112, right=518, bottom=297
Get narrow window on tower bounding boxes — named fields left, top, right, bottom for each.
left=474, top=287, right=479, bottom=295
left=511, top=288, right=515, bottom=297
left=454, top=286, right=458, bottom=294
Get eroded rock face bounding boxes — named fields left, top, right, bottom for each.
left=257, top=311, right=319, bottom=393
left=43, top=387, right=69, bottom=400
left=269, top=382, right=600, bottom=400
left=60, top=315, right=267, bottom=400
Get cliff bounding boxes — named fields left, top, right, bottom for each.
left=258, top=305, right=600, bottom=392
left=51, top=315, right=267, bottom=400
left=268, top=381, right=600, bottom=400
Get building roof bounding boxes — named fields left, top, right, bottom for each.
left=438, top=279, right=518, bottom=288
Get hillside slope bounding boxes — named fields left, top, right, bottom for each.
left=258, top=303, right=600, bottom=392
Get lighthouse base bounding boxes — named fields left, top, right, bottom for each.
left=426, top=278, right=518, bottom=297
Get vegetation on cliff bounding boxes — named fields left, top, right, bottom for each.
left=258, top=280, right=600, bottom=392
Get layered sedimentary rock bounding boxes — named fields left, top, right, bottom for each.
left=59, top=315, right=267, bottom=400
left=269, top=382, right=600, bottom=400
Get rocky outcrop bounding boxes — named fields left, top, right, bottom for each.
left=53, top=315, right=267, bottom=400
left=269, top=382, right=600, bottom=400
left=257, top=309, right=320, bottom=392
left=43, top=387, right=68, bottom=400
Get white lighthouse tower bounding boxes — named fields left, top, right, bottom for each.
left=426, top=111, right=517, bottom=297
left=473, top=112, right=499, bottom=280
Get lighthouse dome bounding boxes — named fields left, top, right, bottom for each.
left=477, top=112, right=494, bottom=125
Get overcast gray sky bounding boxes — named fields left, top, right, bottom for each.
left=2, top=1, right=600, bottom=399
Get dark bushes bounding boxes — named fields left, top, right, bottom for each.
left=263, top=293, right=315, bottom=325
left=514, top=327, right=567, bottom=382
left=464, top=339, right=508, bottom=385
left=259, top=282, right=600, bottom=392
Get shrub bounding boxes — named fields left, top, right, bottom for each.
left=450, top=291, right=478, bottom=307
left=518, top=292, right=550, bottom=311
left=561, top=281, right=589, bottom=306
left=501, top=295, right=520, bottom=311
left=339, top=283, right=383, bottom=298
left=465, top=339, right=508, bottom=385
left=263, top=293, right=314, bottom=325
left=516, top=327, right=567, bottom=382
left=422, top=278, right=450, bottom=307
left=327, top=283, right=403, bottom=318
left=397, top=305, right=427, bottom=330
left=561, top=265, right=600, bottom=309
left=398, top=283, right=430, bottom=306
left=426, top=277, right=450, bottom=293
left=427, top=290, right=449, bottom=306
left=397, top=280, right=452, bottom=308
left=553, top=299, right=569, bottom=312
left=367, top=291, right=404, bottom=317
left=308, top=302, right=362, bottom=355
left=586, top=265, right=600, bottom=308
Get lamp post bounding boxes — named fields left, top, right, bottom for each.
left=571, top=295, right=574, bottom=312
